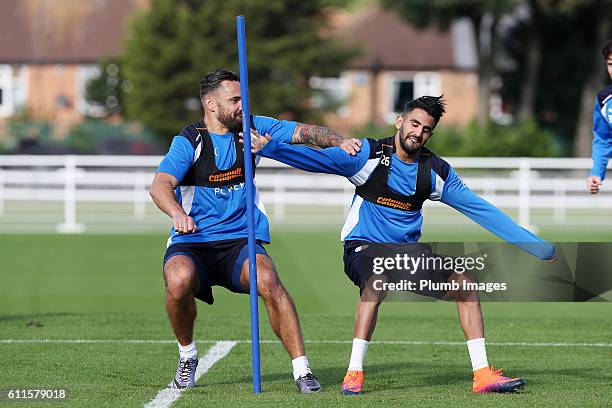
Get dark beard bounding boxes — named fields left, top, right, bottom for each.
left=218, top=107, right=243, bottom=132
left=398, top=127, right=421, bottom=154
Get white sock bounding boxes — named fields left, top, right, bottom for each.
left=291, top=355, right=312, bottom=380
left=178, top=341, right=198, bottom=359
left=466, top=338, right=488, bottom=371
left=348, top=338, right=369, bottom=371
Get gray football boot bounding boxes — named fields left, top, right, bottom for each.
left=172, top=357, right=198, bottom=389
left=295, top=373, right=322, bottom=393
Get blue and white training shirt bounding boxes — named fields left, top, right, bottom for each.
left=158, top=115, right=296, bottom=246
left=590, top=85, right=612, bottom=180
left=259, top=138, right=556, bottom=261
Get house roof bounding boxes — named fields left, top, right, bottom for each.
left=0, top=1, right=473, bottom=70
left=335, top=7, right=463, bottom=71
left=0, top=0, right=145, bottom=64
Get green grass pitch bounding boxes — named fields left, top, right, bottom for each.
left=0, top=230, right=611, bottom=407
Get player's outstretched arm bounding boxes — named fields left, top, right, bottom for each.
left=248, top=129, right=367, bottom=178
left=149, top=172, right=196, bottom=234
left=292, top=123, right=362, bottom=155
left=251, top=115, right=361, bottom=155
left=440, top=168, right=556, bottom=261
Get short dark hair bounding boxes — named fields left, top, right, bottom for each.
left=602, top=39, right=612, bottom=59
left=199, top=69, right=239, bottom=99
left=403, top=96, right=446, bottom=124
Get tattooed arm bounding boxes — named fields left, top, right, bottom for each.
left=291, top=123, right=361, bottom=155
left=291, top=123, right=344, bottom=147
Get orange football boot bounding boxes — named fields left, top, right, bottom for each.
left=473, top=366, right=525, bottom=393
left=341, top=370, right=364, bottom=395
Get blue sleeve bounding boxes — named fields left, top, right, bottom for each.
left=260, top=137, right=370, bottom=178
left=441, top=167, right=556, bottom=260
left=157, top=136, right=194, bottom=182
left=590, top=98, right=612, bottom=180
left=252, top=115, right=297, bottom=144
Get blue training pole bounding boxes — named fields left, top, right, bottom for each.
left=236, top=15, right=262, bottom=394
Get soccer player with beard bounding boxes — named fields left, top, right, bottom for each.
left=149, top=69, right=361, bottom=392
left=250, top=96, right=556, bottom=395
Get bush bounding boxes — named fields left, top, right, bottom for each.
left=0, top=140, right=9, bottom=154
left=5, top=108, right=57, bottom=153
left=67, top=120, right=163, bottom=155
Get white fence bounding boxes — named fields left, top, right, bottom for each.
left=0, top=155, right=610, bottom=233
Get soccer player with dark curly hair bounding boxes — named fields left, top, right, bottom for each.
left=251, top=95, right=556, bottom=395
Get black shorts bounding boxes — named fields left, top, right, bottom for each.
left=343, top=240, right=455, bottom=301
left=163, top=238, right=268, bottom=305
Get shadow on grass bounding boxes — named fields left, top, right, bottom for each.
left=0, top=312, right=76, bottom=322
left=202, top=361, right=450, bottom=390
left=199, top=360, right=611, bottom=395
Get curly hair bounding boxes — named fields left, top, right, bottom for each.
left=403, top=96, right=446, bottom=124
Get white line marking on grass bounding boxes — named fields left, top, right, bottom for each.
left=143, top=340, right=236, bottom=408
left=0, top=339, right=177, bottom=344
left=1, top=339, right=611, bottom=348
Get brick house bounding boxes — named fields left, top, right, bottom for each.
left=317, top=6, right=478, bottom=134
left=0, top=0, right=145, bottom=138
left=0, top=1, right=477, bottom=140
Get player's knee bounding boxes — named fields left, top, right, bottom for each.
left=166, top=271, right=197, bottom=299
left=243, top=255, right=283, bottom=297
left=455, top=271, right=478, bottom=288
left=361, top=277, right=387, bottom=304
left=448, top=272, right=479, bottom=302
left=256, top=269, right=284, bottom=299
left=164, top=259, right=197, bottom=299
left=359, top=292, right=385, bottom=307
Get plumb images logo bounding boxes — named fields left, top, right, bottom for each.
left=368, top=252, right=508, bottom=295
left=359, top=242, right=612, bottom=301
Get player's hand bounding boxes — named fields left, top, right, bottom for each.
left=339, top=138, right=362, bottom=156
left=239, top=129, right=271, bottom=153
left=587, top=176, right=602, bottom=194
left=171, top=213, right=196, bottom=234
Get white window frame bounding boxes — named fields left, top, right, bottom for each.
left=0, top=65, right=28, bottom=117
left=414, top=72, right=442, bottom=99
left=309, top=74, right=351, bottom=115
left=0, top=65, right=14, bottom=117
left=385, top=71, right=442, bottom=124
left=385, top=72, right=414, bottom=123
left=76, top=65, right=106, bottom=117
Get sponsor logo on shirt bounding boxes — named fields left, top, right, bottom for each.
left=376, top=196, right=412, bottom=210
left=209, top=167, right=243, bottom=183
left=214, top=183, right=245, bottom=195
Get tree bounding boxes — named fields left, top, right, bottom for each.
left=380, top=0, right=517, bottom=126
left=573, top=0, right=611, bottom=157
left=122, top=0, right=353, bottom=142
left=515, top=0, right=543, bottom=122
left=501, top=0, right=611, bottom=155
left=85, top=58, right=132, bottom=117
